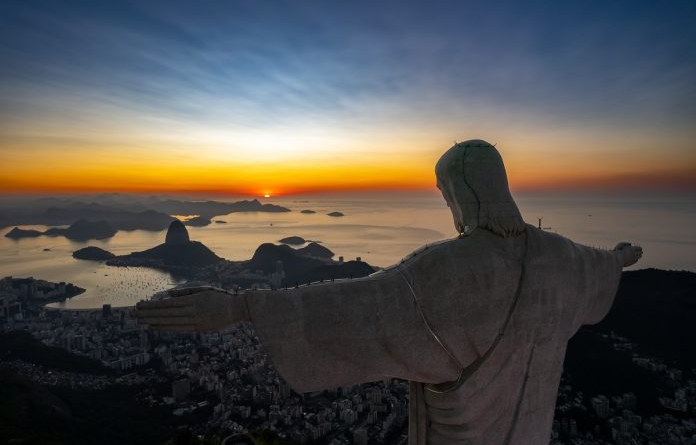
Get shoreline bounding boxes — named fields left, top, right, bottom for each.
left=38, top=287, right=86, bottom=306
left=38, top=267, right=695, bottom=311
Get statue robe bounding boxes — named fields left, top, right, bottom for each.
left=245, top=225, right=623, bottom=445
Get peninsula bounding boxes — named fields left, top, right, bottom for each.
left=5, top=219, right=117, bottom=241
left=0, top=195, right=291, bottom=231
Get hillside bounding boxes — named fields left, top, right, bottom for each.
left=594, top=268, right=696, bottom=368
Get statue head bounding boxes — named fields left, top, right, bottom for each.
left=435, top=139, right=525, bottom=238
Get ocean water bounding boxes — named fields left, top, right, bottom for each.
left=1, top=192, right=694, bottom=309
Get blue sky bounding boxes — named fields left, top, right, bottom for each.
left=1, top=0, right=695, bottom=193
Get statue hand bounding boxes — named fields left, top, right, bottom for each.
left=614, top=242, right=643, bottom=267
left=135, top=289, right=249, bottom=331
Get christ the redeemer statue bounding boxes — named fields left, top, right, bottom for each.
left=136, top=140, right=643, bottom=445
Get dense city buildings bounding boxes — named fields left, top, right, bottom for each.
left=2, top=275, right=695, bottom=445
left=2, top=291, right=410, bottom=445
left=0, top=276, right=84, bottom=319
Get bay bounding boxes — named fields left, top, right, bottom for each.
left=1, top=192, right=693, bottom=309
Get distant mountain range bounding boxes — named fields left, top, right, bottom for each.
left=5, top=219, right=117, bottom=241
left=0, top=194, right=290, bottom=231
left=1, top=204, right=174, bottom=231
left=146, top=198, right=290, bottom=219
left=45, top=219, right=117, bottom=241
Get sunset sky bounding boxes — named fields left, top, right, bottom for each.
left=1, top=0, right=695, bottom=196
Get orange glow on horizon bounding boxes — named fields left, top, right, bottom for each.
left=1, top=134, right=695, bottom=195
left=2, top=164, right=694, bottom=196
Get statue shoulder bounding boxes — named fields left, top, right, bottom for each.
left=395, top=230, right=524, bottom=278
left=525, top=224, right=591, bottom=257
left=370, top=238, right=455, bottom=277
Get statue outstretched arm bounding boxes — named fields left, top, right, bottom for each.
left=135, top=287, right=249, bottom=331
left=135, top=273, right=463, bottom=392
left=573, top=240, right=643, bottom=327
left=242, top=272, right=463, bottom=391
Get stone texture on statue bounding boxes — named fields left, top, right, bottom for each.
left=245, top=225, right=624, bottom=445
left=135, top=139, right=642, bottom=445
left=243, top=140, right=637, bottom=445
left=165, top=220, right=190, bottom=245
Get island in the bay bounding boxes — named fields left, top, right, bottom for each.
left=278, top=236, right=309, bottom=245
left=72, top=246, right=116, bottom=261
left=76, top=220, right=374, bottom=289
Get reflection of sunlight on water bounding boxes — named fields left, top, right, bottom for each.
left=0, top=228, right=185, bottom=309
left=44, top=265, right=185, bottom=310
left=1, top=192, right=695, bottom=309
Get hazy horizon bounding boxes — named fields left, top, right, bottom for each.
left=2, top=190, right=694, bottom=310
left=2, top=187, right=695, bottom=202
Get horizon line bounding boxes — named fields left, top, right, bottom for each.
left=1, top=184, right=695, bottom=199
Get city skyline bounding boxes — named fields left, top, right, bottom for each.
left=1, top=0, right=695, bottom=196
